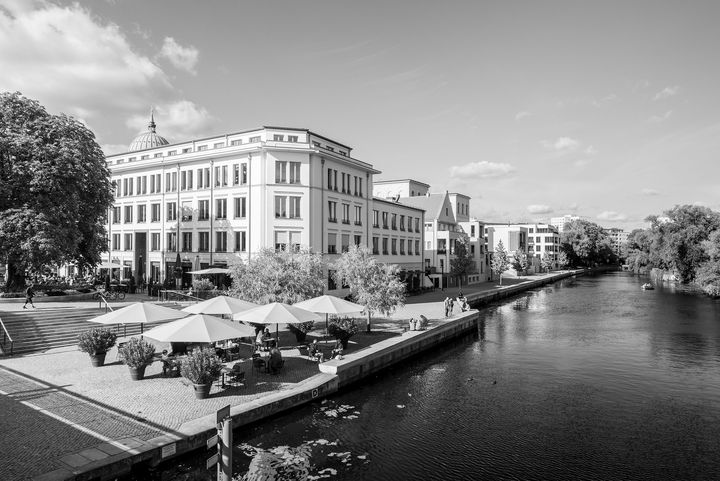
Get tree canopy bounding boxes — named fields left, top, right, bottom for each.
left=228, top=247, right=325, bottom=304
left=0, top=92, right=114, bottom=289
left=512, top=250, right=529, bottom=274
left=490, top=240, right=510, bottom=285
left=332, top=245, right=405, bottom=332
left=559, top=219, right=616, bottom=267
left=449, top=233, right=475, bottom=287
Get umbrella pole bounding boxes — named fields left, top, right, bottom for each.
left=325, top=313, right=329, bottom=340
left=276, top=324, right=279, bottom=348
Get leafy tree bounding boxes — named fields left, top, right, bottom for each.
left=560, top=219, right=616, bottom=267
left=557, top=251, right=568, bottom=269
left=228, top=247, right=325, bottom=304
left=512, top=250, right=529, bottom=274
left=540, top=251, right=554, bottom=272
left=332, top=245, right=405, bottom=333
left=449, top=234, right=475, bottom=289
left=491, top=240, right=510, bottom=285
left=0, top=92, right=114, bottom=290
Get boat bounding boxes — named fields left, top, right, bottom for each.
left=641, top=283, right=654, bottom=290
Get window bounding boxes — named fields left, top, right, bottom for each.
left=167, top=150, right=177, bottom=156
left=289, top=196, right=301, bottom=218
left=290, top=231, right=301, bottom=251
left=124, top=205, right=133, bottom=223
left=372, top=237, right=379, bottom=255
left=182, top=148, right=191, bottom=154
left=275, top=161, right=301, bottom=183
left=312, top=141, right=321, bottom=148
left=328, top=270, right=337, bottom=290
left=341, top=173, right=346, bottom=193
left=273, top=134, right=284, bottom=141
left=151, top=233, right=160, bottom=251
left=288, top=135, right=298, bottom=142
left=216, top=232, right=227, bottom=252
left=198, top=200, right=209, bottom=221
left=180, top=201, right=192, bottom=221
left=197, top=145, right=208, bottom=151
left=234, top=231, right=247, bottom=252
left=137, top=204, right=146, bottom=223
left=216, top=198, right=227, bottom=219
left=400, top=215, right=405, bottom=231
left=215, top=165, right=228, bottom=187
left=334, top=170, right=338, bottom=191
left=354, top=205, right=362, bottom=225
left=249, top=136, right=261, bottom=143
left=275, top=161, right=287, bottom=183
left=358, top=178, right=363, bottom=197
left=327, top=168, right=333, bottom=189
left=415, top=218, right=420, bottom=232
left=233, top=163, right=247, bottom=185
left=373, top=210, right=379, bottom=227
left=400, top=239, right=406, bottom=255
left=275, top=196, right=287, bottom=218
left=149, top=175, right=156, bottom=193
left=382, top=238, right=389, bottom=255
left=167, top=232, right=177, bottom=252
left=354, top=176, right=358, bottom=196
left=391, top=239, right=397, bottom=255
left=230, top=139, right=242, bottom=146
left=112, top=234, right=120, bottom=250
left=328, top=201, right=337, bottom=222
left=471, top=225, right=476, bottom=237
left=149, top=203, right=159, bottom=222
left=234, top=197, right=247, bottom=218
left=382, top=212, right=388, bottom=229
left=182, top=232, right=192, bottom=252
left=342, top=203, right=350, bottom=224
left=123, top=234, right=132, bottom=251
left=198, top=232, right=210, bottom=252
left=275, top=231, right=288, bottom=251
left=112, top=206, right=121, bottom=224
left=214, top=142, right=225, bottom=149
left=154, top=153, right=162, bottom=158
left=181, top=170, right=193, bottom=190
left=391, top=213, right=397, bottom=230
left=167, top=202, right=177, bottom=221
left=341, top=234, right=350, bottom=253
left=354, top=235, right=362, bottom=246
left=408, top=240, right=413, bottom=255
left=328, top=233, right=337, bottom=254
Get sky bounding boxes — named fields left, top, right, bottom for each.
left=2, top=0, right=720, bottom=231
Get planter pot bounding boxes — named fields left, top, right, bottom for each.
left=128, top=366, right=147, bottom=381
left=193, top=383, right=212, bottom=399
left=89, top=352, right=107, bottom=367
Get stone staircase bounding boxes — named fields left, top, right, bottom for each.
left=0, top=307, right=152, bottom=356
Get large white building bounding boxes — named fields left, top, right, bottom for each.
left=549, top=214, right=583, bottom=233
left=103, top=120, right=424, bottom=293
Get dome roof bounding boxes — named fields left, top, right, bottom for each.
left=128, top=112, right=169, bottom=152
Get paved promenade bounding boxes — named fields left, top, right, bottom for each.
left=0, top=272, right=572, bottom=480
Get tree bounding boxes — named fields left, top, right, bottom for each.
left=228, top=247, right=325, bottom=304
left=557, top=251, right=568, bottom=269
left=0, top=92, right=114, bottom=290
left=491, top=240, right=510, bottom=285
left=449, top=234, right=475, bottom=289
left=332, top=245, right=405, bottom=333
left=559, top=219, right=616, bottom=267
left=540, top=251, right=554, bottom=272
left=512, top=250, right=529, bottom=275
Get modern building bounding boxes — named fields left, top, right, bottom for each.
left=103, top=120, right=424, bottom=293
left=517, top=223, right=561, bottom=269
left=605, top=227, right=629, bottom=260
left=549, top=214, right=583, bottom=233
left=484, top=224, right=529, bottom=277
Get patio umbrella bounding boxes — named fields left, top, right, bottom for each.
left=232, top=302, right=321, bottom=346
left=143, top=314, right=257, bottom=343
left=97, top=262, right=123, bottom=269
left=181, top=296, right=258, bottom=316
left=87, top=302, right=187, bottom=333
left=293, top=295, right=365, bottom=337
left=187, top=267, right=230, bottom=275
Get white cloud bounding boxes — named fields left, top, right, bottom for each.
left=0, top=1, right=171, bottom=118
left=574, top=158, right=592, bottom=167
left=125, top=100, right=216, bottom=140
left=527, top=204, right=553, bottom=215
left=515, top=110, right=531, bottom=121
left=592, top=94, right=617, bottom=107
left=159, top=37, right=199, bottom=74
left=597, top=211, right=627, bottom=221
left=542, top=136, right=580, bottom=151
left=649, top=110, right=672, bottom=123
left=449, top=161, right=515, bottom=179
left=101, top=143, right=131, bottom=156
left=653, top=86, right=679, bottom=100
left=584, top=145, right=598, bottom=155
left=641, top=188, right=660, bottom=196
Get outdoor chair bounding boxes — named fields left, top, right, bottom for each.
left=228, top=363, right=246, bottom=387
left=252, top=356, right=266, bottom=375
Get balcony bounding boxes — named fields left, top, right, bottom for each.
left=437, top=249, right=447, bottom=255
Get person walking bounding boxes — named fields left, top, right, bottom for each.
left=448, top=296, right=455, bottom=316
left=444, top=297, right=450, bottom=317
left=23, top=284, right=36, bottom=309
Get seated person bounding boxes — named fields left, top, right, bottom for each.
left=330, top=340, right=344, bottom=359
left=160, top=350, right=176, bottom=376
left=308, top=339, right=324, bottom=362
left=267, top=341, right=283, bottom=374
left=255, top=329, right=265, bottom=351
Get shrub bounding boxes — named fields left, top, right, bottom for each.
left=180, top=347, right=223, bottom=385
left=288, top=321, right=315, bottom=343
left=77, top=328, right=117, bottom=355
left=119, top=337, right=157, bottom=368
left=327, top=317, right=359, bottom=348
left=192, top=278, right=215, bottom=291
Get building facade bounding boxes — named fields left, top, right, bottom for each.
left=103, top=123, right=424, bottom=293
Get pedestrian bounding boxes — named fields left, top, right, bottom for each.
left=444, top=296, right=450, bottom=317
left=448, top=296, right=454, bottom=316
left=23, top=284, right=36, bottom=309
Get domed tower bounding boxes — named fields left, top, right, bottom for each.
left=128, top=110, right=170, bottom=152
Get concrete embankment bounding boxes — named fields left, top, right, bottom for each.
left=34, top=270, right=583, bottom=481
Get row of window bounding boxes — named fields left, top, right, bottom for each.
left=110, top=231, right=247, bottom=253
left=327, top=234, right=363, bottom=254
left=112, top=198, right=249, bottom=224
left=370, top=237, right=421, bottom=256
left=527, top=236, right=560, bottom=244
left=372, top=210, right=421, bottom=232
left=115, top=161, right=301, bottom=197
left=328, top=202, right=362, bottom=225
left=327, top=168, right=363, bottom=197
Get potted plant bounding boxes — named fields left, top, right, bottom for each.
left=77, top=328, right=117, bottom=367
left=180, top=347, right=223, bottom=399
left=327, top=317, right=359, bottom=349
left=288, top=321, right=315, bottom=343
left=118, top=337, right=157, bottom=380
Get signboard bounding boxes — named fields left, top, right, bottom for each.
left=207, top=435, right=218, bottom=449
left=217, top=404, right=231, bottom=424
left=161, top=443, right=176, bottom=459
left=206, top=453, right=218, bottom=469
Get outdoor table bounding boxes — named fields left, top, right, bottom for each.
left=262, top=338, right=278, bottom=349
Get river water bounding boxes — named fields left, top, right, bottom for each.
left=159, top=272, right=720, bottom=480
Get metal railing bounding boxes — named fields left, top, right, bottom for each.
left=97, top=292, right=114, bottom=313
left=158, top=290, right=204, bottom=304
left=0, top=315, right=14, bottom=356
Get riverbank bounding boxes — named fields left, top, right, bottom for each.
left=0, top=270, right=582, bottom=481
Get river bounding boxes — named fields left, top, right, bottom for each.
left=153, top=272, right=720, bottom=480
